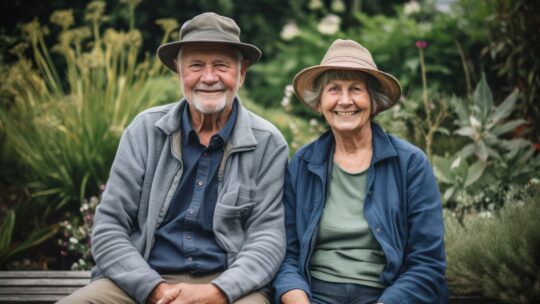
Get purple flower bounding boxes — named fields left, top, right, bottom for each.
left=415, top=40, right=428, bottom=49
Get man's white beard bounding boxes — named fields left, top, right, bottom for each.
left=191, top=94, right=229, bottom=114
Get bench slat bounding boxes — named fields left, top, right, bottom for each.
left=0, top=271, right=90, bottom=278
left=0, top=278, right=90, bottom=286
left=0, top=294, right=65, bottom=302
left=0, top=286, right=79, bottom=295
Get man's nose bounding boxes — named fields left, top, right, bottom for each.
left=201, top=66, right=219, bottom=83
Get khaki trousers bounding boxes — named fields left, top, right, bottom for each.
left=57, top=272, right=269, bottom=304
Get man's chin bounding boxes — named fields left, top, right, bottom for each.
left=192, top=99, right=228, bottom=115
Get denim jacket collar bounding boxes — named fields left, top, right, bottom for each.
left=300, top=122, right=398, bottom=167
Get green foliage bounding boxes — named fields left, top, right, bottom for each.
left=0, top=1, right=179, bottom=210
left=240, top=89, right=326, bottom=154
left=433, top=154, right=486, bottom=204
left=445, top=183, right=540, bottom=303
left=486, top=0, right=540, bottom=141
left=450, top=74, right=528, bottom=162
left=433, top=75, right=537, bottom=217
left=0, top=209, right=57, bottom=267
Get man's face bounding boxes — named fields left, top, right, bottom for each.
left=176, top=43, right=248, bottom=115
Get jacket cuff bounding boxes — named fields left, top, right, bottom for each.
left=134, top=272, right=165, bottom=304
left=274, top=281, right=311, bottom=304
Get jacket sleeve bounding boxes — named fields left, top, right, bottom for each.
left=212, top=138, right=289, bottom=303
left=91, top=125, right=164, bottom=304
left=378, top=151, right=447, bottom=304
left=272, top=158, right=312, bottom=303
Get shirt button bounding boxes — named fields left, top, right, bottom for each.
left=186, top=235, right=192, bottom=240
left=187, top=256, right=193, bottom=261
left=375, top=227, right=382, bottom=233
left=197, top=181, right=203, bottom=186
left=188, top=209, right=194, bottom=215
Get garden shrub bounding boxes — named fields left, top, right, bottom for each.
left=445, top=183, right=540, bottom=303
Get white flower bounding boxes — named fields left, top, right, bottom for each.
left=404, top=1, right=420, bottom=15
left=317, top=15, right=341, bottom=35
left=331, top=0, right=345, bottom=12
left=478, top=211, right=493, bottom=218
left=284, top=84, right=294, bottom=97
left=308, top=0, right=323, bottom=10
left=309, top=118, right=319, bottom=127
left=280, top=21, right=300, bottom=41
left=281, top=97, right=291, bottom=108
left=69, top=237, right=79, bottom=244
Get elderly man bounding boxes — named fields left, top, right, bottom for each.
left=58, top=12, right=288, bottom=304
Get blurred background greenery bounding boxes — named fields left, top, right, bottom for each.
left=0, top=0, right=539, bottom=302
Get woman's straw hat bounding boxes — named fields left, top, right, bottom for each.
left=293, top=39, right=402, bottom=112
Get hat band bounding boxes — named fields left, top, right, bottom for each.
left=182, top=29, right=240, bottom=43
left=323, top=55, right=377, bottom=69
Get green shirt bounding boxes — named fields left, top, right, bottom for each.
left=310, top=162, right=386, bottom=288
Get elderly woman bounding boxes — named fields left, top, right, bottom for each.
left=272, top=39, right=447, bottom=304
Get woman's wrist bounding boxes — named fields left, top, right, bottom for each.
left=281, top=289, right=309, bottom=304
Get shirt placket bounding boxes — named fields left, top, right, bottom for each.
left=183, top=149, right=210, bottom=269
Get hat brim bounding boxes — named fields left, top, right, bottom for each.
left=293, top=64, right=402, bottom=114
left=157, top=40, right=262, bottom=72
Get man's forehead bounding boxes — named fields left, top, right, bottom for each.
left=180, top=43, right=238, bottom=60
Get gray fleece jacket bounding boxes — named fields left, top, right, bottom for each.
left=90, top=99, right=288, bottom=303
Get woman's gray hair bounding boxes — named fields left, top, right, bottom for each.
left=303, top=69, right=392, bottom=116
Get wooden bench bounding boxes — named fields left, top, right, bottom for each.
left=0, top=271, right=90, bottom=303
left=0, top=270, right=499, bottom=303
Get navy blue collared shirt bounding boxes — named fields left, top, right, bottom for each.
left=148, top=101, right=237, bottom=274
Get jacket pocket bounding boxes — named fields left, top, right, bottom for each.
left=213, top=184, right=255, bottom=254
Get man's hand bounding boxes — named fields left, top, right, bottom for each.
left=156, top=283, right=228, bottom=304
left=147, top=282, right=178, bottom=304
left=280, top=289, right=310, bottom=304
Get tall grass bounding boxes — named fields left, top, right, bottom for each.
left=0, top=1, right=179, bottom=211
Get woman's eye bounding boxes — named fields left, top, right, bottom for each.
left=327, top=86, right=339, bottom=92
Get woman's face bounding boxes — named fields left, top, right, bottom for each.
left=318, top=78, right=371, bottom=135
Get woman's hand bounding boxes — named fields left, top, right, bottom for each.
left=281, top=289, right=310, bottom=304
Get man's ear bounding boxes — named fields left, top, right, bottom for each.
left=238, top=59, right=249, bottom=86
left=240, top=59, right=249, bottom=77
left=173, top=59, right=179, bottom=73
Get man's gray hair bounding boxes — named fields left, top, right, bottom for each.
left=303, top=69, right=392, bottom=116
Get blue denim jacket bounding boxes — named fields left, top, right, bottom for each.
left=273, top=122, right=447, bottom=304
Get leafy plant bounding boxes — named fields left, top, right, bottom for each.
left=485, top=0, right=540, bottom=142
left=0, top=209, right=57, bottom=267
left=450, top=73, right=529, bottom=162
left=433, top=154, right=486, bottom=205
